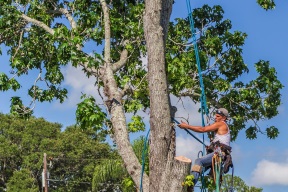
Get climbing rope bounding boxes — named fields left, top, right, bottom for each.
left=186, top=0, right=211, bottom=191
left=186, top=0, right=209, bottom=119
left=185, top=0, right=209, bottom=151
left=212, top=154, right=222, bottom=192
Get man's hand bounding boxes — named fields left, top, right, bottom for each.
left=178, top=121, right=188, bottom=129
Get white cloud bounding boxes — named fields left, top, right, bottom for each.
left=176, top=134, right=206, bottom=162
left=251, top=159, right=288, bottom=186
left=53, top=65, right=102, bottom=109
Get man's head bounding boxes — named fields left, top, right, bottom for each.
left=215, top=108, right=229, bottom=121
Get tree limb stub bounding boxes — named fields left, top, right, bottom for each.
left=168, top=156, right=192, bottom=192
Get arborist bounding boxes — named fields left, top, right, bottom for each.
left=177, top=108, right=233, bottom=191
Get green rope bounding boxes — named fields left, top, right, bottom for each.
left=215, top=157, right=222, bottom=192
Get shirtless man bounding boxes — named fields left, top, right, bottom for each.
left=178, top=108, right=231, bottom=190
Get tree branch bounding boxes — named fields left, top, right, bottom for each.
left=21, top=14, right=55, bottom=35
left=100, top=0, right=111, bottom=64
left=21, top=13, right=100, bottom=78
left=11, top=30, right=24, bottom=63
left=120, top=82, right=130, bottom=97
left=58, top=8, right=77, bottom=29
left=112, top=49, right=128, bottom=72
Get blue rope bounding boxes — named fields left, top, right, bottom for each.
left=172, top=118, right=207, bottom=147
left=139, top=129, right=150, bottom=192
left=186, top=1, right=210, bottom=191
left=186, top=0, right=209, bottom=117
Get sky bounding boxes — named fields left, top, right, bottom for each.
left=0, top=0, right=288, bottom=191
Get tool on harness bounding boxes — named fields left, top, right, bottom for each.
left=223, top=154, right=233, bottom=174
left=206, top=141, right=232, bottom=155
left=206, top=141, right=233, bottom=178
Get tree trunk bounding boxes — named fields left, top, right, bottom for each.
left=143, top=0, right=176, bottom=191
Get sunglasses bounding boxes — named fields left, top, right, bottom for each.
left=215, top=110, right=226, bottom=117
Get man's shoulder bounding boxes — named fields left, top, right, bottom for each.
left=214, top=121, right=228, bottom=128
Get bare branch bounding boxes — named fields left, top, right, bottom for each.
left=11, top=30, right=24, bottom=63
left=21, top=7, right=100, bottom=79
left=180, top=91, right=221, bottom=108
left=120, top=82, right=130, bottom=97
left=21, top=14, right=55, bottom=35
left=134, top=73, right=148, bottom=91
left=206, top=47, right=231, bottom=72
left=58, top=8, right=77, bottom=29
left=100, top=0, right=111, bottom=64
left=112, top=49, right=128, bottom=72
left=168, top=37, right=200, bottom=47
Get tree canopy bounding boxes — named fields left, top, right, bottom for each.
left=0, top=1, right=282, bottom=140
left=0, top=113, right=114, bottom=191
left=0, top=0, right=283, bottom=191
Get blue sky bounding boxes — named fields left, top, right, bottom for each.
left=0, top=0, right=288, bottom=191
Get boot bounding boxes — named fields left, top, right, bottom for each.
left=187, top=186, right=194, bottom=192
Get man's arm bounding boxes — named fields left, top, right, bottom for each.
left=178, top=121, right=221, bottom=133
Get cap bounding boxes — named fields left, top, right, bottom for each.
left=216, top=108, right=229, bottom=117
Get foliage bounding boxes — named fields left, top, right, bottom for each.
left=6, top=169, right=38, bottom=192
left=0, top=113, right=113, bottom=191
left=0, top=0, right=284, bottom=191
left=257, top=0, right=276, bottom=10
left=47, top=126, right=113, bottom=192
left=0, top=0, right=282, bottom=140
left=128, top=115, right=146, bottom=133
left=0, top=113, right=61, bottom=190
left=196, top=174, right=263, bottom=192
left=76, top=94, right=108, bottom=140
left=92, top=160, right=128, bottom=192
left=182, top=175, right=194, bottom=187
left=166, top=4, right=283, bottom=140
left=0, top=0, right=147, bottom=115
left=92, top=136, right=148, bottom=192
left=221, top=174, right=263, bottom=192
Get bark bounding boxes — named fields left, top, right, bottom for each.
left=102, top=66, right=149, bottom=191
left=169, top=156, right=192, bottom=192
left=143, top=0, right=174, bottom=191
left=100, top=1, right=149, bottom=191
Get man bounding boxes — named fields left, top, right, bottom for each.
left=177, top=108, right=231, bottom=190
